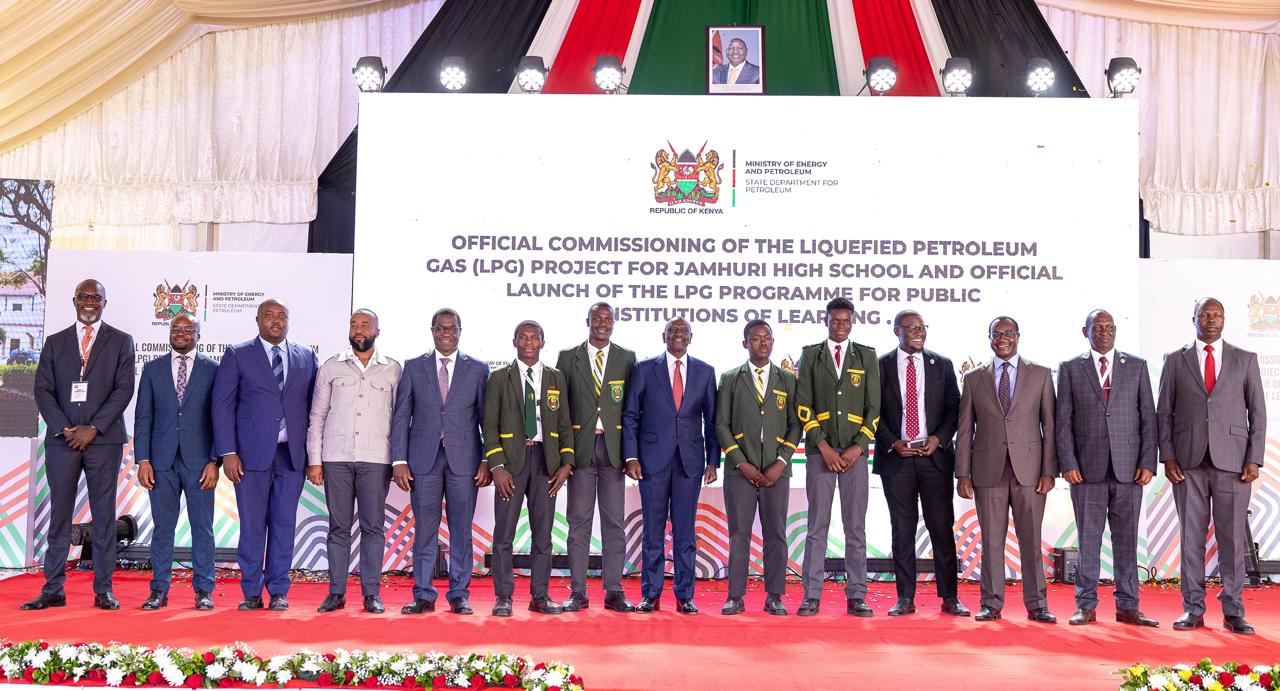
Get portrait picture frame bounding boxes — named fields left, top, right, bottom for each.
left=706, top=25, right=765, bottom=95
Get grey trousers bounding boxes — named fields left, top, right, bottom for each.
left=1070, top=476, right=1141, bottom=610
left=974, top=465, right=1047, bottom=612
left=1173, top=462, right=1251, bottom=617
left=323, top=461, right=391, bottom=596
left=724, top=470, right=790, bottom=598
left=801, top=451, right=868, bottom=600
left=565, top=434, right=627, bottom=596
left=491, top=445, right=554, bottom=600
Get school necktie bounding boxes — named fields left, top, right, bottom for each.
left=754, top=367, right=765, bottom=405
left=833, top=343, right=842, bottom=374
left=593, top=349, right=604, bottom=398
left=524, top=366, right=538, bottom=439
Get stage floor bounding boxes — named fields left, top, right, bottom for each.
left=1, top=571, right=1277, bottom=690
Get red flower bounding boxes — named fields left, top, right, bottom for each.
left=470, top=674, right=487, bottom=688
left=432, top=676, right=447, bottom=688
left=1261, top=673, right=1273, bottom=687
left=503, top=673, right=519, bottom=687
left=534, top=663, right=546, bottom=671
left=87, top=669, right=107, bottom=682
left=1238, top=665, right=1253, bottom=675
left=318, top=673, right=335, bottom=686
left=570, top=675, right=582, bottom=685
left=1219, top=672, right=1235, bottom=687
left=186, top=674, right=205, bottom=688
left=403, top=676, right=418, bottom=688
left=23, top=668, right=36, bottom=683
left=548, top=686, right=560, bottom=691
left=149, top=671, right=167, bottom=685
left=1189, top=675, right=1203, bottom=686
left=218, top=678, right=233, bottom=687
left=324, top=654, right=337, bottom=663
left=50, top=670, right=68, bottom=684
left=203, top=652, right=217, bottom=664
left=124, top=673, right=138, bottom=686
left=233, top=650, right=245, bottom=660
left=361, top=674, right=379, bottom=687
left=38, top=642, right=49, bottom=650
left=345, top=671, right=356, bottom=683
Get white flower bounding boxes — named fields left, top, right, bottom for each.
left=1256, top=666, right=1273, bottom=675
left=275, top=669, right=293, bottom=684
left=390, top=660, right=408, bottom=674
left=163, top=666, right=186, bottom=687
left=1149, top=674, right=1170, bottom=688
left=219, top=648, right=237, bottom=661
left=335, top=650, right=351, bottom=665
left=31, top=649, right=51, bottom=668
left=55, top=644, right=76, bottom=661
left=254, top=670, right=268, bottom=686
left=78, top=649, right=93, bottom=664
left=301, top=660, right=321, bottom=674
left=544, top=669, right=566, bottom=688
left=233, top=660, right=260, bottom=680
left=267, top=655, right=288, bottom=672
left=452, top=673, right=469, bottom=687
left=106, top=668, right=125, bottom=686
left=1174, top=664, right=1192, bottom=671
left=206, top=662, right=227, bottom=680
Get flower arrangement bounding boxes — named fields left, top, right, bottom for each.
left=1119, top=660, right=1277, bottom=690
left=0, top=641, right=584, bottom=690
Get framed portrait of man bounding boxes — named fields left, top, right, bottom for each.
left=707, top=25, right=764, bottom=95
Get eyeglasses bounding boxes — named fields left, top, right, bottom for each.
left=1090, top=325, right=1117, bottom=334
left=74, top=293, right=103, bottom=303
left=170, top=326, right=197, bottom=335
left=899, top=325, right=928, bottom=334
left=431, top=325, right=459, bottom=335
left=989, top=330, right=1019, bottom=340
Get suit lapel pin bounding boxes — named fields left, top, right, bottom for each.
left=1120, top=358, right=1126, bottom=364
left=929, top=358, right=935, bottom=365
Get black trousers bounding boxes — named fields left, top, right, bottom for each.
left=881, top=457, right=958, bottom=600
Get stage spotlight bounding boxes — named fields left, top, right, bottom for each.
left=940, top=57, right=973, bottom=96
left=440, top=57, right=468, bottom=92
left=593, top=56, right=624, bottom=93
left=352, top=56, right=387, bottom=93
left=1106, top=57, right=1141, bottom=96
left=1026, top=58, right=1055, bottom=95
left=864, top=57, right=897, bottom=95
left=516, top=56, right=548, bottom=93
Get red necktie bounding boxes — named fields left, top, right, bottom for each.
left=834, top=343, right=843, bottom=371
left=1204, top=344, right=1216, bottom=394
left=1099, top=355, right=1110, bottom=403
left=79, top=324, right=94, bottom=374
left=672, top=360, right=684, bottom=410
left=904, top=355, right=919, bottom=439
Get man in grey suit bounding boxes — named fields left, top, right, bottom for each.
left=390, top=308, right=490, bottom=615
left=1158, top=297, right=1267, bottom=635
left=25, top=279, right=136, bottom=611
left=956, top=316, right=1057, bottom=623
left=1055, top=309, right=1158, bottom=628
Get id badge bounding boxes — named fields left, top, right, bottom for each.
left=70, top=382, right=89, bottom=403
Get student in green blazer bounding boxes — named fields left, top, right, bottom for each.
left=794, top=297, right=880, bottom=618
left=483, top=320, right=575, bottom=617
left=557, top=302, right=638, bottom=613
left=715, top=319, right=800, bottom=616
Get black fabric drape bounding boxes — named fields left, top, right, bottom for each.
left=929, top=0, right=1087, bottom=98
left=308, top=0, right=551, bottom=253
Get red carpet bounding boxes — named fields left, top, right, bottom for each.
left=2, top=571, right=1278, bottom=690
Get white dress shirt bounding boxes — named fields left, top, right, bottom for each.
left=896, top=348, right=927, bottom=442
left=1090, top=349, right=1114, bottom=389
left=76, top=320, right=102, bottom=375
left=588, top=343, right=610, bottom=431
left=518, top=360, right=545, bottom=442
left=665, top=351, right=687, bottom=390
left=826, top=338, right=849, bottom=377
left=1196, top=339, right=1223, bottom=380
left=170, top=349, right=195, bottom=389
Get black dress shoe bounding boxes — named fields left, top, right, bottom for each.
left=975, top=606, right=1001, bottom=621
left=1068, top=608, right=1095, bottom=625
left=1223, top=616, right=1255, bottom=635
left=603, top=591, right=635, bottom=613
left=1115, top=609, right=1158, bottom=627
left=267, top=594, right=289, bottom=611
left=401, top=599, right=435, bottom=614
left=796, top=598, right=821, bottom=617
left=237, top=596, right=264, bottom=610
left=721, top=598, right=744, bottom=616
left=560, top=593, right=589, bottom=612
left=677, top=598, right=698, bottom=614
left=1027, top=607, right=1057, bottom=624
left=194, top=592, right=214, bottom=611
left=847, top=598, right=873, bottom=617
left=887, top=598, right=915, bottom=616
left=363, top=595, right=384, bottom=614
left=529, top=596, right=563, bottom=615
left=492, top=597, right=513, bottom=617
left=94, top=592, right=120, bottom=610
left=634, top=596, right=660, bottom=613
left=449, top=597, right=473, bottom=615
left=21, top=592, right=66, bottom=610
left=317, top=594, right=346, bottom=613
left=763, top=595, right=787, bottom=616
left=941, top=599, right=970, bottom=617
left=1172, top=612, right=1205, bottom=630
left=140, top=591, right=169, bottom=610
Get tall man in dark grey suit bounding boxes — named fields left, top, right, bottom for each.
left=1055, top=309, right=1159, bottom=628
left=955, top=316, right=1058, bottom=624
left=391, top=308, right=490, bottom=615
left=558, top=302, right=637, bottom=613
left=1158, top=297, right=1267, bottom=635
left=25, top=279, right=136, bottom=611
left=873, top=310, right=968, bottom=617
left=134, top=313, right=219, bottom=611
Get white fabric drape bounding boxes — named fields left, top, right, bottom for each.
left=827, top=0, right=867, bottom=95
left=1039, top=1, right=1280, bottom=33
left=506, top=0, right=580, bottom=94
left=908, top=0, right=952, bottom=94
left=1043, top=5, right=1280, bottom=235
left=0, top=0, right=443, bottom=240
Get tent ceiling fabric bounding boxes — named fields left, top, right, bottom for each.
left=1037, top=0, right=1280, bottom=31
left=0, top=0, right=393, bottom=154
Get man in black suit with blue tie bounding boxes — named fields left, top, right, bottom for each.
left=25, top=279, right=136, bottom=611
left=134, top=313, right=220, bottom=611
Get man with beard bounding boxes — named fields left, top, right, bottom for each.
left=25, top=279, right=136, bottom=611
left=213, top=298, right=319, bottom=611
left=308, top=309, right=402, bottom=614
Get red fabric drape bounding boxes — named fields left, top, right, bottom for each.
left=542, top=0, right=643, bottom=94
left=851, top=0, right=939, bottom=96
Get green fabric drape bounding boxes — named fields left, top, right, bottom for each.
left=629, top=0, right=838, bottom=95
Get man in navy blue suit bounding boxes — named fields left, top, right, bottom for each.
left=712, top=38, right=761, bottom=85
left=390, top=308, right=490, bottom=615
left=134, top=313, right=219, bottom=611
left=622, top=317, right=719, bottom=614
left=212, top=299, right=318, bottom=611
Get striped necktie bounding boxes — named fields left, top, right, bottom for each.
left=593, top=348, right=604, bottom=398
left=271, top=346, right=285, bottom=392
left=753, top=367, right=765, bottom=405
left=524, top=366, right=538, bottom=439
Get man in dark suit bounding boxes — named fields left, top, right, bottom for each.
left=956, top=316, right=1058, bottom=624
left=623, top=317, right=718, bottom=614
left=134, top=313, right=219, bottom=611
left=1056, top=309, right=1159, bottom=628
left=873, top=310, right=967, bottom=617
left=212, top=298, right=318, bottom=611
left=1158, top=297, right=1267, bottom=635
left=558, top=302, right=637, bottom=613
left=795, top=297, right=879, bottom=617
left=712, top=38, right=761, bottom=85
left=715, top=319, right=799, bottom=616
left=483, top=320, right=575, bottom=617
left=390, top=308, right=490, bottom=615
left=25, top=279, right=135, bottom=611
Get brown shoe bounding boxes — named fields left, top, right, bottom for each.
left=1115, top=609, right=1159, bottom=627
left=1068, top=608, right=1096, bottom=626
